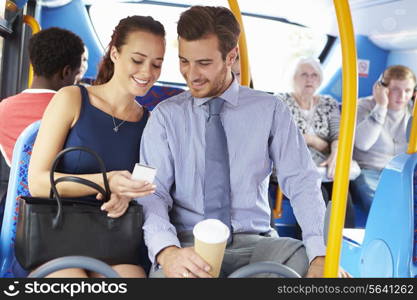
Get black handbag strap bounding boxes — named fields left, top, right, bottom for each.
left=54, top=176, right=107, bottom=198
left=49, top=147, right=111, bottom=228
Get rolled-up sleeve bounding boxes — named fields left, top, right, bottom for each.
left=269, top=98, right=326, bottom=262
left=136, top=107, right=180, bottom=264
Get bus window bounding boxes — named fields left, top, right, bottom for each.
left=242, top=15, right=327, bottom=93
left=88, top=1, right=328, bottom=92
left=89, top=2, right=186, bottom=87
left=0, top=0, right=6, bottom=79
left=0, top=38, right=3, bottom=67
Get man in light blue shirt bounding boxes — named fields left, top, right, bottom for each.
left=138, top=6, right=329, bottom=278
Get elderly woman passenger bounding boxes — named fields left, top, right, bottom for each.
left=276, top=57, right=355, bottom=227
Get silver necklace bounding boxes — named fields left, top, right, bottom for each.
left=112, top=116, right=127, bottom=133
left=111, top=101, right=139, bottom=133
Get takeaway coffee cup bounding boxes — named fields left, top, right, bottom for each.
left=193, top=219, right=230, bottom=277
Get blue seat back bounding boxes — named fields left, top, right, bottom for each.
left=136, top=85, right=184, bottom=111
left=342, top=152, right=417, bottom=277
left=0, top=121, right=40, bottom=277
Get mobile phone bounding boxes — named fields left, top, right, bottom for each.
left=132, top=163, right=157, bottom=183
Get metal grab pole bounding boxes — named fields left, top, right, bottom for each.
left=324, top=0, right=358, bottom=277
left=227, top=0, right=250, bottom=87
left=23, top=15, right=41, bottom=87
left=407, top=100, right=417, bottom=154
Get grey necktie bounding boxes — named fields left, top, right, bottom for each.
left=204, top=97, right=232, bottom=244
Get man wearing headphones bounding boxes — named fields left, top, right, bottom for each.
left=351, top=65, right=417, bottom=215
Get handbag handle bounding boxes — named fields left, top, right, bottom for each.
left=54, top=176, right=108, bottom=198
left=49, top=147, right=111, bottom=228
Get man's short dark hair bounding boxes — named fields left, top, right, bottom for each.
left=28, top=27, right=84, bottom=78
left=177, top=6, right=240, bottom=60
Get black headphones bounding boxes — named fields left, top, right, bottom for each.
left=377, top=73, right=388, bottom=87
left=378, top=72, right=417, bottom=101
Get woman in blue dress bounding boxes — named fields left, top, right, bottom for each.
left=28, top=16, right=166, bottom=277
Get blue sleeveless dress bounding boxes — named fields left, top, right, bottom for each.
left=57, top=85, right=150, bottom=270
left=58, top=85, right=148, bottom=174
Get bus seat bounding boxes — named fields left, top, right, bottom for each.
left=0, top=120, right=40, bottom=277
left=341, top=152, right=417, bottom=277
left=413, top=174, right=417, bottom=268
left=268, top=182, right=298, bottom=238
left=136, top=85, right=184, bottom=111
left=274, top=198, right=298, bottom=238
left=0, top=152, right=10, bottom=199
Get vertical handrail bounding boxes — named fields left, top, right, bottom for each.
left=227, top=0, right=250, bottom=86
left=324, top=0, right=358, bottom=277
left=22, top=14, right=41, bottom=88
left=407, top=101, right=417, bottom=154
left=273, top=188, right=283, bottom=219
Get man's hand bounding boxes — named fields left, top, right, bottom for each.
left=157, top=246, right=213, bottom=278
left=373, top=81, right=389, bottom=108
left=306, top=256, right=325, bottom=277
left=305, top=256, right=351, bottom=278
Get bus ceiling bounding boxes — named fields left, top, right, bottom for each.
left=11, top=0, right=417, bottom=52
left=3, top=0, right=417, bottom=95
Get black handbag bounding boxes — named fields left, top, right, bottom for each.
left=15, top=146, right=143, bottom=270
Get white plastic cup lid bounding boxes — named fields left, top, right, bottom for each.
left=193, top=219, right=230, bottom=244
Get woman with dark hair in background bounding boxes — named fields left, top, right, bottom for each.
left=28, top=16, right=166, bottom=277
